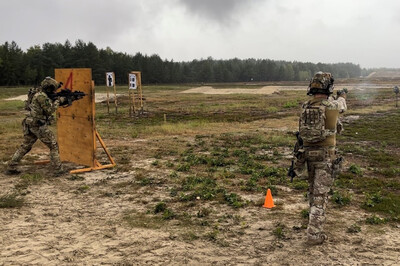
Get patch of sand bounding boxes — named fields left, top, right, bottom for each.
left=181, top=86, right=285, bottom=95
left=181, top=85, right=392, bottom=95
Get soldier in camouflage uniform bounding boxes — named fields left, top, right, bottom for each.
left=6, top=77, right=66, bottom=176
left=293, top=72, right=347, bottom=245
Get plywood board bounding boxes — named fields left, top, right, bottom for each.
left=55, top=68, right=95, bottom=167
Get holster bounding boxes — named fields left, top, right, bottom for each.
left=24, top=116, right=46, bottom=128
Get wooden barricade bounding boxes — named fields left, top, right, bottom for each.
left=55, top=68, right=115, bottom=174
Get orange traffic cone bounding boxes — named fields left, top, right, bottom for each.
left=263, top=188, right=275, bottom=208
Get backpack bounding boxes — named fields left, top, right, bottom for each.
left=24, top=87, right=39, bottom=111
left=299, top=101, right=334, bottom=143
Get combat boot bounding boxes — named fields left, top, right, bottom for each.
left=307, top=233, right=327, bottom=245
left=5, top=168, right=21, bottom=175
left=5, top=162, right=21, bottom=175
left=52, top=166, right=67, bottom=177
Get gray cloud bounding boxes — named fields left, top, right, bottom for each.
left=177, top=0, right=263, bottom=24
left=0, top=0, right=155, bottom=49
left=1, top=0, right=400, bottom=67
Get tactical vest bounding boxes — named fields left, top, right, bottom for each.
left=300, top=99, right=339, bottom=147
left=26, top=90, right=53, bottom=122
left=24, top=87, right=40, bottom=111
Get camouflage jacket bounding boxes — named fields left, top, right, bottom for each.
left=25, top=89, right=61, bottom=123
left=327, top=95, right=347, bottom=113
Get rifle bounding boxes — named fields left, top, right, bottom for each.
left=288, top=131, right=304, bottom=182
left=336, top=88, right=348, bottom=97
left=48, top=88, right=86, bottom=107
left=332, top=156, right=343, bottom=179
left=288, top=160, right=296, bottom=182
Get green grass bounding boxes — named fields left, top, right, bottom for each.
left=347, top=224, right=362, bottom=233
left=15, top=173, right=44, bottom=190
left=331, top=190, right=352, bottom=207
left=341, top=109, right=400, bottom=147
left=0, top=194, right=24, bottom=208
left=363, top=192, right=400, bottom=218
left=123, top=211, right=164, bottom=229
left=272, top=223, right=287, bottom=239
left=1, top=83, right=400, bottom=241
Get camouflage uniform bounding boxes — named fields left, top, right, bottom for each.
left=294, top=72, right=347, bottom=245
left=7, top=77, right=64, bottom=174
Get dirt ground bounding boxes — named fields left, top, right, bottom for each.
left=1, top=164, right=400, bottom=265
left=1, top=136, right=400, bottom=265
left=1, top=86, right=400, bottom=265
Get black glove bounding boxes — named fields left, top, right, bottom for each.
left=337, top=88, right=348, bottom=99
left=337, top=88, right=348, bottom=96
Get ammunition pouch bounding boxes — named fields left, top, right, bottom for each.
left=306, top=149, right=325, bottom=162
left=24, top=116, right=46, bottom=127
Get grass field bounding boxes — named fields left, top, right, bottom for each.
left=1, top=82, right=400, bottom=264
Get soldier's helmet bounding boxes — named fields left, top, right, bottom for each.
left=40, top=77, right=61, bottom=93
left=307, top=71, right=335, bottom=96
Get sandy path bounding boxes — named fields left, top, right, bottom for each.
left=180, top=86, right=284, bottom=95
left=180, top=85, right=395, bottom=95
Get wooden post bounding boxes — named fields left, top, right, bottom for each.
left=113, top=72, right=118, bottom=114
left=129, top=90, right=135, bottom=117
left=129, top=90, right=132, bottom=117
left=106, top=87, right=110, bottom=114
left=138, top=73, right=143, bottom=114
left=132, top=88, right=136, bottom=116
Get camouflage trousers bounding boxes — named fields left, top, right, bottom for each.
left=304, top=147, right=336, bottom=240
left=7, top=118, right=62, bottom=170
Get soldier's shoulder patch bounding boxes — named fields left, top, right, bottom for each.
left=35, top=92, right=50, bottom=105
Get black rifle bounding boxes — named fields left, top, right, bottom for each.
left=288, top=131, right=303, bottom=182
left=336, top=88, right=348, bottom=97
left=332, top=156, right=343, bottom=179
left=48, top=88, right=86, bottom=107
left=288, top=160, right=296, bottom=182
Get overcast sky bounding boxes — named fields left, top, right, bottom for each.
left=1, top=0, right=400, bottom=68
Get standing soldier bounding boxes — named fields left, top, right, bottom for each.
left=291, top=72, right=347, bottom=245
left=5, top=77, right=66, bottom=176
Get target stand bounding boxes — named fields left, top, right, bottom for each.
left=128, top=71, right=143, bottom=116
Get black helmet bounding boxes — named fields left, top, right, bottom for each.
left=307, top=71, right=335, bottom=96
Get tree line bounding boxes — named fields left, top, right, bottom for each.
left=0, top=40, right=366, bottom=86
